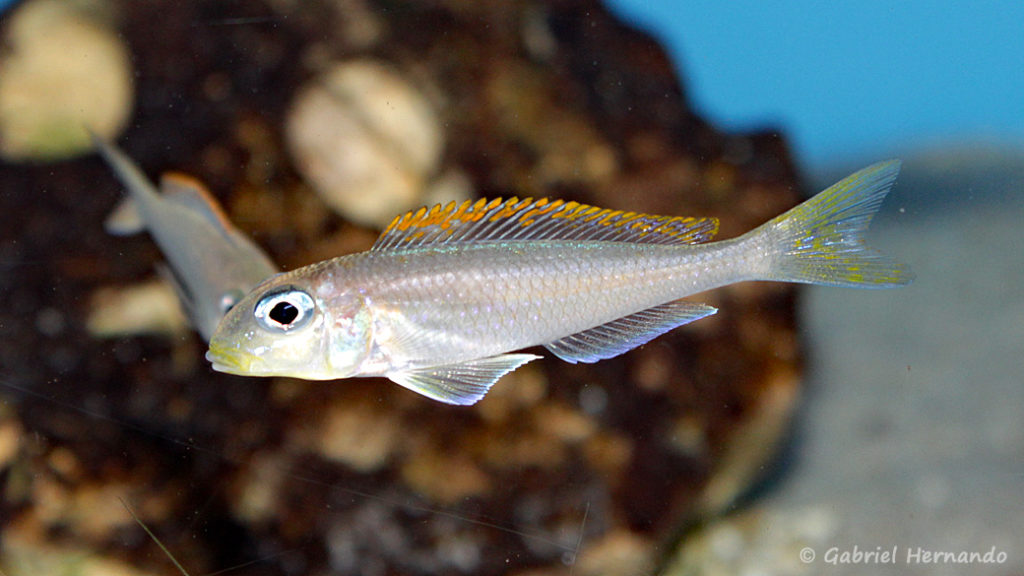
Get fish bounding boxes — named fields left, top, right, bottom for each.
left=207, top=161, right=913, bottom=405
left=92, top=135, right=278, bottom=341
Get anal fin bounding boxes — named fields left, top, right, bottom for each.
left=388, top=353, right=541, bottom=405
left=544, top=301, right=717, bottom=364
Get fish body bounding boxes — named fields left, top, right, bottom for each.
left=93, top=136, right=278, bottom=341
left=208, top=161, right=913, bottom=405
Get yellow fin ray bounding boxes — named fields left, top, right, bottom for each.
left=372, top=197, right=719, bottom=250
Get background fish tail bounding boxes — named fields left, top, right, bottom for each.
left=758, top=160, right=914, bottom=288
left=91, top=133, right=160, bottom=235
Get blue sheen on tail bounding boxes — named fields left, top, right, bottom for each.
left=762, top=160, right=914, bottom=288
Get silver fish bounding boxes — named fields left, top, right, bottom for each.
left=93, top=136, right=278, bottom=341
left=207, top=161, right=913, bottom=405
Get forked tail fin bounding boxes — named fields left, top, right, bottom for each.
left=759, top=160, right=914, bottom=288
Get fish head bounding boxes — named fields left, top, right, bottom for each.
left=186, top=239, right=279, bottom=342
left=206, top=272, right=372, bottom=380
left=184, top=283, right=248, bottom=342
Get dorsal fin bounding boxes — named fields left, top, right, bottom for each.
left=159, top=172, right=234, bottom=232
left=371, top=197, right=719, bottom=251
left=158, top=172, right=238, bottom=245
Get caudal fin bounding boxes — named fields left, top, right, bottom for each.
left=91, top=132, right=159, bottom=236
left=760, top=160, right=914, bottom=288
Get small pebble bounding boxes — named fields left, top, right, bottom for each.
left=0, top=416, right=22, bottom=473
left=0, top=0, right=133, bottom=162
left=86, top=281, right=187, bottom=338
left=285, top=59, right=446, bottom=228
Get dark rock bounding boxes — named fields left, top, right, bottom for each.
left=0, top=1, right=802, bottom=575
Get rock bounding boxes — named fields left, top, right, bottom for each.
left=0, top=1, right=806, bottom=575
left=574, top=530, right=654, bottom=576
left=0, top=0, right=133, bottom=162
left=85, top=281, right=187, bottom=338
left=0, top=407, right=21, bottom=474
left=662, top=506, right=836, bottom=576
left=311, top=396, right=403, bottom=473
left=286, top=59, right=462, bottom=228
left=229, top=450, right=291, bottom=525
left=1, top=526, right=159, bottom=576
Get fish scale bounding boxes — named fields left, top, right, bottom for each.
left=207, top=161, right=913, bottom=405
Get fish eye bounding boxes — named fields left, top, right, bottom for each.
left=219, top=289, right=245, bottom=315
left=254, top=288, right=315, bottom=332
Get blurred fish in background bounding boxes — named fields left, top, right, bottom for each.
left=93, top=136, right=278, bottom=341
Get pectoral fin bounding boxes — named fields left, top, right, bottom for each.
left=388, top=353, right=541, bottom=405
left=105, top=198, right=145, bottom=235
left=544, top=301, right=717, bottom=364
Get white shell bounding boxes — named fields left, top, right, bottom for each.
left=286, top=59, right=447, bottom=228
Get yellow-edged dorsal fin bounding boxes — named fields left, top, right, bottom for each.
left=371, top=197, right=719, bottom=250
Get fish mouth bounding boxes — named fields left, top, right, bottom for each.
left=205, top=342, right=254, bottom=375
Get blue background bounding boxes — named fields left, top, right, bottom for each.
left=607, top=1, right=1024, bottom=170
